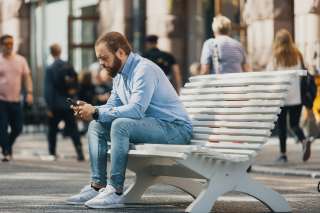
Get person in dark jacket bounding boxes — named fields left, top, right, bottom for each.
left=143, top=35, right=182, bottom=95
left=44, top=43, right=84, bottom=161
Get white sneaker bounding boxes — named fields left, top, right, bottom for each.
left=65, top=185, right=99, bottom=205
left=85, top=184, right=124, bottom=209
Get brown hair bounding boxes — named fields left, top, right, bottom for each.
left=95, top=32, right=132, bottom=55
left=0, top=34, right=13, bottom=45
left=272, top=29, right=300, bottom=67
left=50, top=43, right=61, bottom=57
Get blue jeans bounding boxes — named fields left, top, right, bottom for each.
left=87, top=117, right=192, bottom=192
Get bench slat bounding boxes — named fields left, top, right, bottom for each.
left=185, top=78, right=291, bottom=88
left=181, top=85, right=289, bottom=95
left=191, top=149, right=249, bottom=162
left=133, top=143, right=256, bottom=161
left=211, top=148, right=256, bottom=155
left=134, top=144, right=198, bottom=153
left=190, top=140, right=262, bottom=150
left=183, top=100, right=284, bottom=108
left=135, top=143, right=262, bottom=155
left=132, top=144, right=251, bottom=162
left=193, top=133, right=267, bottom=143
left=181, top=93, right=286, bottom=101
left=186, top=107, right=280, bottom=115
left=190, top=114, right=277, bottom=122
left=193, top=127, right=270, bottom=136
left=189, top=69, right=305, bottom=82
left=127, top=150, right=187, bottom=159
left=205, top=142, right=261, bottom=150
left=192, top=120, right=274, bottom=129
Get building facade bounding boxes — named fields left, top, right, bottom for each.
left=244, top=0, right=320, bottom=70
left=1, top=0, right=320, bottom=98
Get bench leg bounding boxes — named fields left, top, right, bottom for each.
left=124, top=172, right=203, bottom=203
left=123, top=172, right=156, bottom=203
left=158, top=176, right=203, bottom=198
left=185, top=175, right=233, bottom=213
left=124, top=158, right=158, bottom=204
left=235, top=174, right=291, bottom=213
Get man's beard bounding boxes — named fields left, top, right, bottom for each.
left=106, top=56, right=122, bottom=78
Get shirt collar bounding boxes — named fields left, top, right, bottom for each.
left=119, top=52, right=140, bottom=77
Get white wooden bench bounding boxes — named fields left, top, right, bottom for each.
left=120, top=70, right=305, bottom=213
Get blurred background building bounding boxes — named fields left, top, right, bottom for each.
left=0, top=0, right=320, bottom=99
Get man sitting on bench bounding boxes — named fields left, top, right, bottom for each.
left=66, top=32, right=192, bottom=208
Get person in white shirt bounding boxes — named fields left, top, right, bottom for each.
left=267, top=29, right=312, bottom=163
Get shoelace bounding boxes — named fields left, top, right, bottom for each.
left=95, top=185, right=116, bottom=199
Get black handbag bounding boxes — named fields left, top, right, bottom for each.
left=299, top=54, right=317, bottom=109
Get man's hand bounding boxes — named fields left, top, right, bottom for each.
left=47, top=110, right=54, bottom=118
left=71, top=101, right=95, bottom=122
left=26, top=93, right=33, bottom=105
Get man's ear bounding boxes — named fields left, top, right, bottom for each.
left=115, top=48, right=126, bottom=59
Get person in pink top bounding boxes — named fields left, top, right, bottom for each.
left=0, top=34, right=33, bottom=162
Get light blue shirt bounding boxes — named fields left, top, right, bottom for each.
left=97, top=53, right=192, bottom=133
left=200, top=36, right=246, bottom=74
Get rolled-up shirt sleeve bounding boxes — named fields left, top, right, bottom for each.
left=97, top=67, right=157, bottom=123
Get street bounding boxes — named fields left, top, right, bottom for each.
left=0, top=133, right=319, bottom=213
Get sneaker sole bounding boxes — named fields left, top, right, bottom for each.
left=65, top=200, right=85, bottom=205
left=85, top=203, right=124, bottom=209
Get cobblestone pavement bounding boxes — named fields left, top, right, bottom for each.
left=0, top=133, right=319, bottom=212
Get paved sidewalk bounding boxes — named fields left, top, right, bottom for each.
left=10, top=133, right=320, bottom=178
left=0, top=133, right=319, bottom=212
left=253, top=137, right=320, bottom=178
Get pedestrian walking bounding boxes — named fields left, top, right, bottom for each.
left=44, top=43, right=84, bottom=161
left=0, top=34, right=33, bottom=162
left=88, top=62, right=113, bottom=106
left=78, top=71, right=96, bottom=135
left=93, top=69, right=113, bottom=106
left=66, top=32, right=192, bottom=208
left=267, top=29, right=313, bottom=162
left=143, top=35, right=182, bottom=94
left=200, top=15, right=249, bottom=74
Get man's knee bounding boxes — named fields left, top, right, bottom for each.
left=88, top=120, right=105, bottom=133
left=110, top=118, right=136, bottom=136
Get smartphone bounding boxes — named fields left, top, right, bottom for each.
left=66, top=98, right=78, bottom=106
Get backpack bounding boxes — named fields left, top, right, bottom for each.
left=54, top=63, right=78, bottom=96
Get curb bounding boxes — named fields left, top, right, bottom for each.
left=252, top=165, right=320, bottom=178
